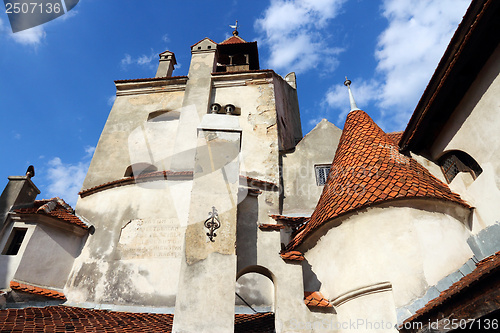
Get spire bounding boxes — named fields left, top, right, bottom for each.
left=229, top=20, right=239, bottom=36
left=344, top=77, right=361, bottom=111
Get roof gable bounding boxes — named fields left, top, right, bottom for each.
left=220, top=35, right=247, bottom=45
left=14, top=197, right=90, bottom=230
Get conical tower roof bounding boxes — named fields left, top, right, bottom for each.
left=287, top=110, right=469, bottom=249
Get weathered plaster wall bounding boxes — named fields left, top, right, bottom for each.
left=273, top=74, right=302, bottom=151
left=282, top=119, right=342, bottom=215
left=0, top=220, right=36, bottom=288
left=14, top=223, right=84, bottom=289
left=429, top=44, right=500, bottom=234
left=82, top=90, right=185, bottom=190
left=303, top=201, right=473, bottom=311
left=67, top=180, right=191, bottom=308
left=212, top=77, right=281, bottom=185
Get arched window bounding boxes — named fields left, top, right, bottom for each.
left=147, top=110, right=180, bottom=122
left=124, top=163, right=157, bottom=177
left=438, top=150, right=482, bottom=183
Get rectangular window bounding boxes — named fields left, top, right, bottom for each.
left=2, top=228, right=27, bottom=255
left=315, top=165, right=331, bottom=186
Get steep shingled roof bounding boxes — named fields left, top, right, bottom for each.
left=287, top=110, right=469, bottom=250
left=14, top=198, right=89, bottom=230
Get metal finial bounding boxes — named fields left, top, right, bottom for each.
left=344, top=76, right=361, bottom=112
left=229, top=20, right=239, bottom=36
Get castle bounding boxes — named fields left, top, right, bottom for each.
left=0, top=0, right=499, bottom=332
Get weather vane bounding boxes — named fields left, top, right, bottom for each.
left=229, top=20, right=239, bottom=36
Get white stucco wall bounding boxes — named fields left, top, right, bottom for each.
left=0, top=220, right=36, bottom=289
left=282, top=119, right=342, bottom=215
left=430, top=44, right=500, bottom=234
left=67, top=180, right=191, bottom=308
left=303, top=201, right=473, bottom=317
left=83, top=90, right=185, bottom=190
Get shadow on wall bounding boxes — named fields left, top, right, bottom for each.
left=236, top=195, right=258, bottom=270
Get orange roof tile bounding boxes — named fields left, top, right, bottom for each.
left=220, top=35, right=247, bottom=45
left=304, top=291, right=333, bottom=308
left=14, top=198, right=89, bottom=230
left=240, top=175, right=278, bottom=191
left=287, top=110, right=469, bottom=250
left=386, top=131, right=404, bottom=145
left=259, top=224, right=285, bottom=231
left=280, top=251, right=305, bottom=261
left=0, top=306, right=274, bottom=332
left=403, top=251, right=500, bottom=326
left=10, top=281, right=66, bottom=300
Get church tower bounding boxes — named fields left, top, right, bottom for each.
left=66, top=28, right=306, bottom=332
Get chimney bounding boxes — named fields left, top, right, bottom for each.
left=155, top=51, right=177, bottom=78
left=0, top=166, right=40, bottom=229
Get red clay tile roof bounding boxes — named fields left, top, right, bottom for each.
left=287, top=110, right=469, bottom=250
left=403, top=251, right=500, bottom=325
left=240, top=175, right=279, bottom=191
left=259, top=224, right=285, bottom=231
left=14, top=198, right=89, bottom=230
left=79, top=170, right=194, bottom=198
left=220, top=35, right=247, bottom=45
left=234, top=312, right=275, bottom=333
left=386, top=131, right=404, bottom=145
left=270, top=215, right=309, bottom=226
left=0, top=306, right=274, bottom=333
left=280, top=251, right=305, bottom=261
left=10, top=281, right=66, bottom=300
left=304, top=291, right=333, bottom=308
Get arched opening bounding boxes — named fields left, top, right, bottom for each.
left=236, top=266, right=275, bottom=314
left=124, top=163, right=157, bottom=177
left=147, top=110, right=180, bottom=122
left=438, top=150, right=483, bottom=183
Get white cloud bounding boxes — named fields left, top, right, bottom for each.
left=324, top=79, right=381, bottom=125
left=319, top=0, right=469, bottom=132
left=107, top=95, right=116, bottom=106
left=10, top=25, right=46, bottom=46
left=373, top=0, right=470, bottom=129
left=121, top=50, right=158, bottom=70
left=255, top=0, right=346, bottom=74
left=12, top=131, right=21, bottom=140
left=44, top=146, right=95, bottom=207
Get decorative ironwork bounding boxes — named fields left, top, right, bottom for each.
left=204, top=206, right=221, bottom=242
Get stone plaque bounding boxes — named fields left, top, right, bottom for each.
left=118, top=219, right=184, bottom=259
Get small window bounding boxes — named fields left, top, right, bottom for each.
left=439, top=151, right=482, bottom=183
left=315, top=165, right=331, bottom=186
left=2, top=228, right=27, bottom=256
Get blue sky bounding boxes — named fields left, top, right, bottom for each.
left=0, top=0, right=471, bottom=206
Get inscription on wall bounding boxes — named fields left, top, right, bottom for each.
left=118, top=219, right=184, bottom=259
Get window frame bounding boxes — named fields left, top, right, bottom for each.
left=314, top=164, right=331, bottom=186
left=2, top=227, right=28, bottom=256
